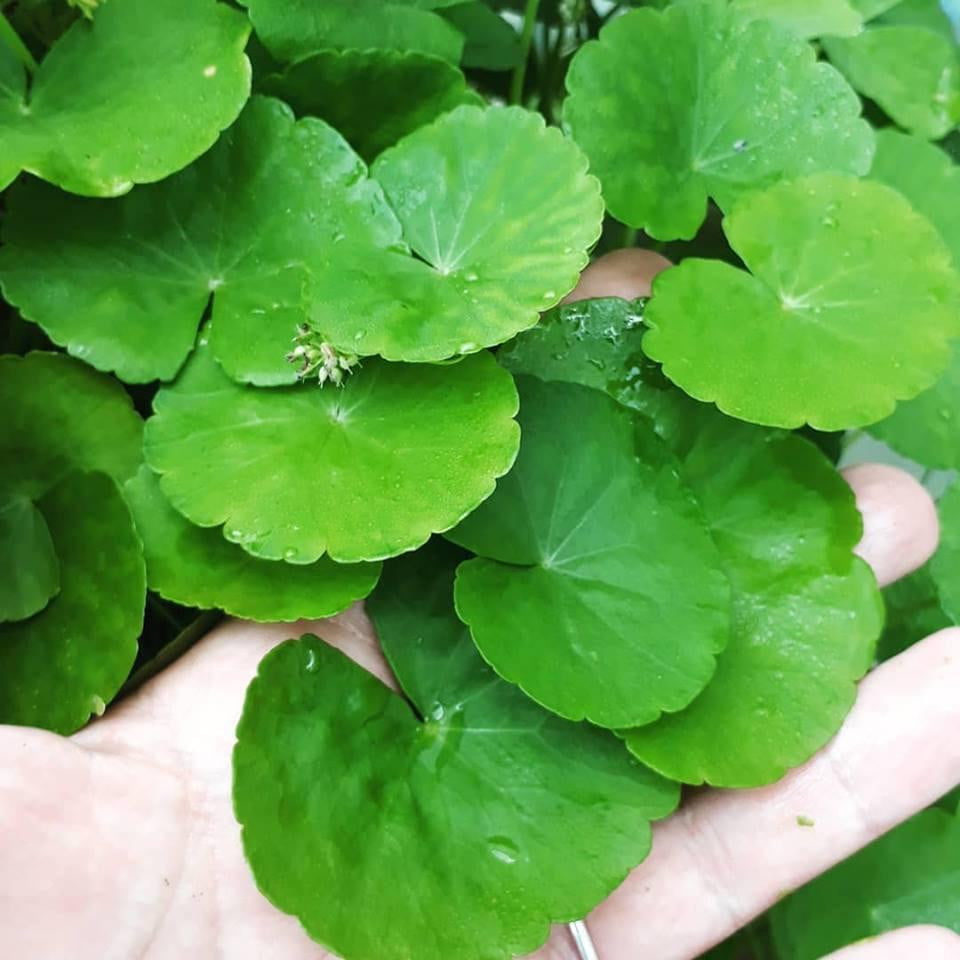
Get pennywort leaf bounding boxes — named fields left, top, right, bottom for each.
left=0, top=0, right=251, bottom=196
left=0, top=97, right=402, bottom=384
left=564, top=0, right=873, bottom=240
left=732, top=0, right=863, bottom=38
left=143, top=334, right=520, bottom=564
left=124, top=466, right=381, bottom=622
left=234, top=542, right=678, bottom=960
left=448, top=376, right=732, bottom=729
left=304, top=104, right=603, bottom=362
left=931, top=483, right=960, bottom=625
left=643, top=173, right=960, bottom=430
left=0, top=495, right=59, bottom=623
left=0, top=471, right=144, bottom=733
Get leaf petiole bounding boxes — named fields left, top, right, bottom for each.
left=0, top=10, right=38, bottom=75
left=509, top=0, right=542, bottom=105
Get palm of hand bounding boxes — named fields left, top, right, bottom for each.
left=2, top=467, right=959, bottom=960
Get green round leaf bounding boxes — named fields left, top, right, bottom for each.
left=732, top=0, right=863, bottom=38
left=564, top=0, right=873, bottom=240
left=0, top=471, right=145, bottom=733
left=124, top=465, right=381, bottom=621
left=931, top=483, right=960, bottom=624
left=304, top=104, right=603, bottom=362
left=0, top=352, right=143, bottom=500
left=441, top=2, right=523, bottom=69
left=263, top=49, right=482, bottom=161
left=243, top=0, right=464, bottom=64
left=770, top=808, right=960, bottom=960
left=643, top=173, right=960, bottom=430
left=0, top=97, right=402, bottom=384
left=144, top=334, right=520, bottom=564
left=0, top=496, right=59, bottom=623
left=868, top=131, right=960, bottom=468
left=825, top=3, right=960, bottom=139
left=0, top=0, right=251, bottom=197
left=448, top=376, right=731, bottom=729
left=501, top=304, right=883, bottom=786
left=234, top=542, right=678, bottom=960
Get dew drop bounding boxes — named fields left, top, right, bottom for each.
left=228, top=528, right=244, bottom=540
left=305, top=648, right=318, bottom=673
left=284, top=547, right=299, bottom=561
left=542, top=290, right=556, bottom=301
left=458, top=341, right=478, bottom=354
left=90, top=695, right=106, bottom=717
left=487, top=836, right=520, bottom=865
left=354, top=329, right=366, bottom=340
left=463, top=270, right=479, bottom=282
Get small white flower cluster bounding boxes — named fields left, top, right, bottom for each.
left=286, top=325, right=359, bottom=387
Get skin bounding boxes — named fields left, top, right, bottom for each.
left=2, top=249, right=958, bottom=960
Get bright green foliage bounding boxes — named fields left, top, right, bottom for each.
left=0, top=471, right=144, bottom=733
left=125, top=466, right=381, bottom=621
left=144, top=334, right=520, bottom=564
left=643, top=173, right=960, bottom=430
left=825, top=0, right=960, bottom=139
left=732, top=0, right=863, bottom=38
left=868, top=131, right=960, bottom=467
left=0, top=97, right=402, bottom=384
left=0, top=352, right=142, bottom=500
left=234, top=543, right=678, bottom=960
left=263, top=50, right=482, bottom=160
left=879, top=564, right=953, bottom=662
left=564, top=0, right=873, bottom=239
left=931, top=483, right=960, bottom=624
left=0, top=496, right=59, bottom=623
left=771, top=807, right=960, bottom=960
left=0, top=0, right=250, bottom=196
left=501, top=304, right=882, bottom=786
left=449, top=376, right=731, bottom=729
left=305, top=105, right=603, bottom=361
left=242, top=0, right=464, bottom=63
left=441, top=2, right=523, bottom=69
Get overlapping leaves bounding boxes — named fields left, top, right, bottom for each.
left=234, top=542, right=678, bottom=960
left=0, top=0, right=251, bottom=196
left=564, top=0, right=873, bottom=239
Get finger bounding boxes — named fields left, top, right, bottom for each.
left=588, top=626, right=960, bottom=960
left=843, top=463, right=940, bottom=588
left=821, top=925, right=960, bottom=959
left=563, top=247, right=672, bottom=303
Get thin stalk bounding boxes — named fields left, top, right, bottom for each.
left=622, top=223, right=638, bottom=248
left=0, top=10, right=38, bottom=74
left=509, top=0, right=542, bottom=105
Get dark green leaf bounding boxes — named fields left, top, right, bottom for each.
left=441, top=2, right=522, bottom=69
left=0, top=0, right=251, bottom=196
left=0, top=495, right=59, bottom=623
left=0, top=97, right=402, bottom=384
left=771, top=807, right=960, bottom=960
left=144, top=334, right=520, bottom=564
left=449, top=376, right=732, bottom=729
left=0, top=352, right=142, bottom=501
left=880, top=563, right=953, bottom=661
left=234, top=542, right=678, bottom=960
left=0, top=471, right=144, bottom=733
left=564, top=0, right=873, bottom=240
left=124, top=465, right=381, bottom=621
left=263, top=49, right=482, bottom=161
left=931, top=482, right=960, bottom=624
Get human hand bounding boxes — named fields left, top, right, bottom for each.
left=2, top=252, right=958, bottom=960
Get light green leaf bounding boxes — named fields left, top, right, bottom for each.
left=441, top=2, right=523, bottom=69
left=501, top=302, right=883, bottom=786
left=0, top=471, right=144, bottom=733
left=0, top=97, right=402, bottom=384
left=825, top=0, right=960, bottom=139
left=0, top=496, right=59, bottom=623
left=124, top=465, right=381, bottom=621
left=0, top=0, right=250, bottom=196
left=303, top=105, right=603, bottom=362
left=564, top=0, right=873, bottom=240
left=879, top=563, right=953, bottom=662
left=868, top=131, right=960, bottom=467
left=262, top=49, right=482, bottom=161
left=144, top=334, right=520, bottom=564
left=0, top=352, right=143, bottom=501
left=243, top=0, right=464, bottom=63
left=732, top=0, right=863, bottom=39
left=771, top=808, right=960, bottom=960
left=931, top=483, right=960, bottom=624
left=643, top=173, right=960, bottom=430
left=448, top=376, right=731, bottom=729
left=234, top=542, right=678, bottom=960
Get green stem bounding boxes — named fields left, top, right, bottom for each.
left=510, top=0, right=542, bottom=106
left=0, top=10, right=38, bottom=74
left=622, top=223, right=638, bottom=248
